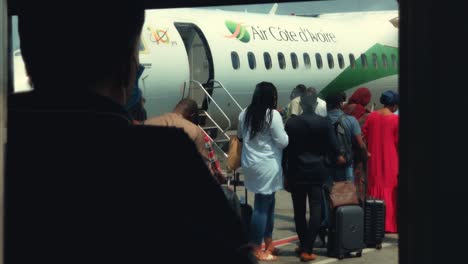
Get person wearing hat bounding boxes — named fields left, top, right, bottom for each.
left=362, top=90, right=399, bottom=233
left=283, top=88, right=345, bottom=261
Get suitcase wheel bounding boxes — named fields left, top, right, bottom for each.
left=376, top=244, right=382, bottom=250
left=356, top=251, right=362, bottom=257
left=338, top=255, right=345, bottom=260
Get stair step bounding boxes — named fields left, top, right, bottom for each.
left=202, top=126, right=219, bottom=131
left=215, top=138, right=230, bottom=143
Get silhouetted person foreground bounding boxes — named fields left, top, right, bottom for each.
left=6, top=2, right=255, bottom=263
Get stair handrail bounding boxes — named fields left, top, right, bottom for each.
left=199, top=123, right=229, bottom=159
left=199, top=109, right=230, bottom=142
left=190, top=80, right=232, bottom=131
left=207, top=79, right=244, bottom=112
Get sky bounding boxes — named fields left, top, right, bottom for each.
left=11, top=0, right=398, bottom=51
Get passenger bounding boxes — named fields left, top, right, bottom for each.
left=7, top=2, right=255, bottom=264
left=238, top=82, right=288, bottom=261
left=342, top=87, right=372, bottom=199
left=325, top=93, right=367, bottom=183
left=283, top=88, right=344, bottom=262
left=282, top=84, right=306, bottom=121
left=319, top=94, right=368, bottom=236
left=343, top=87, right=372, bottom=126
left=362, top=90, right=399, bottom=233
left=145, top=98, right=226, bottom=184
left=290, top=85, right=327, bottom=117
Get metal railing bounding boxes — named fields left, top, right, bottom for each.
left=190, top=80, right=232, bottom=131
left=206, top=79, right=244, bottom=113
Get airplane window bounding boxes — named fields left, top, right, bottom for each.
left=303, top=53, right=311, bottom=69
left=291, top=53, right=299, bottom=69
left=391, top=54, right=398, bottom=68
left=338, top=53, right=345, bottom=69
left=278, top=52, right=286, bottom=70
left=231, top=51, right=240, bottom=70
left=349, top=54, right=356, bottom=69
left=248, top=52, right=256, bottom=70
left=327, top=53, right=334, bottom=69
left=315, top=53, right=323, bottom=69
left=372, top=53, right=378, bottom=69
left=382, top=54, right=388, bottom=69
left=264, top=52, right=272, bottom=70
left=361, top=54, right=368, bottom=69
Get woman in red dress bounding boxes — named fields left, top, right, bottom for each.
left=362, top=90, right=399, bottom=233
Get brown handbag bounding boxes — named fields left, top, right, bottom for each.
left=327, top=181, right=359, bottom=208
left=226, top=136, right=242, bottom=172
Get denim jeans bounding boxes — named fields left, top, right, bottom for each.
left=250, top=192, right=276, bottom=245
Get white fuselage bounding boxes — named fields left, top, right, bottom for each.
left=14, top=8, right=399, bottom=129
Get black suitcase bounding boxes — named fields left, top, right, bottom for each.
left=327, top=205, right=364, bottom=260
left=364, top=199, right=386, bottom=249
left=232, top=171, right=252, bottom=236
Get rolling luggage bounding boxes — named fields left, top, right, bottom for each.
left=364, top=199, right=386, bottom=249
left=327, top=205, right=364, bottom=260
left=232, top=171, right=253, bottom=236
left=360, top=161, right=386, bottom=249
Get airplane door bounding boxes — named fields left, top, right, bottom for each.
left=174, top=23, right=214, bottom=109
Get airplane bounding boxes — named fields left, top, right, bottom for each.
left=13, top=6, right=398, bottom=134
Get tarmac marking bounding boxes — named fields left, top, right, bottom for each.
left=262, top=237, right=395, bottom=263
left=313, top=242, right=394, bottom=264
left=261, top=235, right=299, bottom=249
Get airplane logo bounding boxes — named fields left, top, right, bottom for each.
left=225, top=20, right=250, bottom=43
left=147, top=26, right=170, bottom=44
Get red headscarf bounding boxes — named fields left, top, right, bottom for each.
left=344, top=87, right=372, bottom=120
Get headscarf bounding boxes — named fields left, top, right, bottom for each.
left=380, top=90, right=399, bottom=106
left=348, top=87, right=371, bottom=106
left=344, top=87, right=371, bottom=120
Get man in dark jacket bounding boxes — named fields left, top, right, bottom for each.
left=6, top=2, right=255, bottom=264
left=283, top=88, right=344, bottom=261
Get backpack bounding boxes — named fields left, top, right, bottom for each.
left=325, top=114, right=354, bottom=168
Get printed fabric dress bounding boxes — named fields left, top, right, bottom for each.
left=362, top=111, right=399, bottom=233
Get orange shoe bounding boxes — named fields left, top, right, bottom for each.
left=300, top=252, right=318, bottom=262
left=264, top=237, right=280, bottom=256
left=294, top=247, right=303, bottom=256
left=255, top=251, right=278, bottom=262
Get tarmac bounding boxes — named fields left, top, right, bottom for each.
left=230, top=180, right=398, bottom=264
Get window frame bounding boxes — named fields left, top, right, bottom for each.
left=337, top=53, right=345, bottom=69
left=231, top=51, right=240, bottom=70
left=349, top=53, right=356, bottom=69
left=315, top=53, right=323, bottom=69
left=278, top=52, right=286, bottom=70
left=372, top=53, right=378, bottom=69
left=247, top=51, right=256, bottom=70
left=361, top=54, right=368, bottom=69
left=382, top=54, right=388, bottom=69
left=263, top=52, right=272, bottom=70
left=303, top=53, right=311, bottom=69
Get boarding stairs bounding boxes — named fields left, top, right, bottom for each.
left=186, top=80, right=244, bottom=175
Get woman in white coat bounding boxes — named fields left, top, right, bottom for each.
left=238, top=82, right=289, bottom=261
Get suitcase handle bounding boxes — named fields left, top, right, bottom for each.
left=232, top=170, right=248, bottom=205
